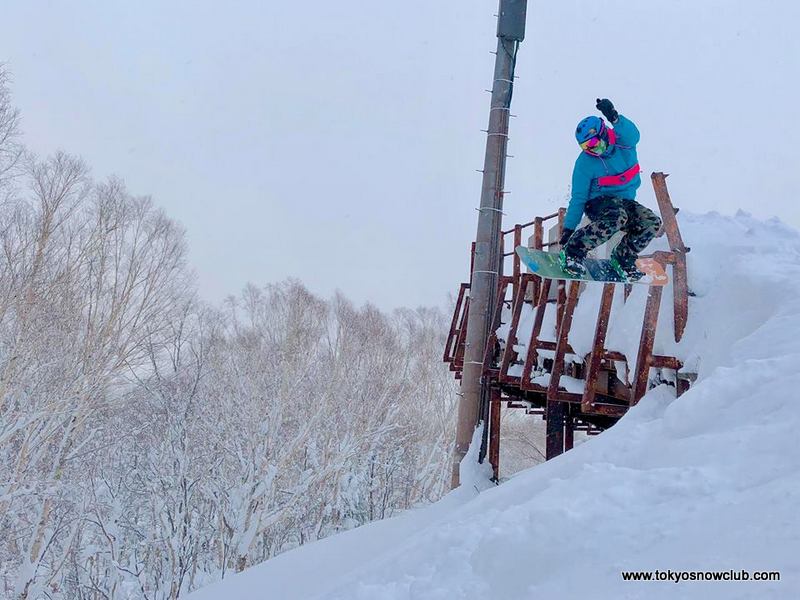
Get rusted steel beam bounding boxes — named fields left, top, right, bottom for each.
left=548, top=281, right=581, bottom=402
left=499, top=234, right=505, bottom=281
left=672, top=252, right=689, bottom=342
left=469, top=241, right=477, bottom=282
left=606, top=373, right=631, bottom=401
left=536, top=340, right=574, bottom=353
left=564, top=406, right=575, bottom=451
left=500, top=231, right=505, bottom=263
left=651, top=174, right=687, bottom=253
left=650, top=355, right=682, bottom=369
left=553, top=209, right=568, bottom=330
left=453, top=297, right=470, bottom=371
left=584, top=403, right=627, bottom=418
left=632, top=285, right=664, bottom=404
left=529, top=276, right=540, bottom=310
left=624, top=283, right=632, bottom=302
left=518, top=338, right=577, bottom=386
left=556, top=280, right=567, bottom=331
left=648, top=250, right=676, bottom=265
left=531, top=218, right=543, bottom=303
left=506, top=401, right=530, bottom=409
left=582, top=283, right=615, bottom=412
left=489, top=390, right=501, bottom=481
left=482, top=277, right=513, bottom=377
left=603, top=350, right=626, bottom=361
left=503, top=219, right=538, bottom=235
left=549, top=395, right=629, bottom=417
left=651, top=172, right=689, bottom=342
left=444, top=283, right=469, bottom=363
left=550, top=390, right=582, bottom=403
left=512, top=225, right=522, bottom=288
left=533, top=218, right=544, bottom=250
left=499, top=274, right=534, bottom=382
left=525, top=382, right=549, bottom=395
left=521, top=278, right=552, bottom=390
left=547, top=390, right=600, bottom=404
left=545, top=398, right=565, bottom=460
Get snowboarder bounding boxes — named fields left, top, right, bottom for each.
left=559, top=98, right=662, bottom=280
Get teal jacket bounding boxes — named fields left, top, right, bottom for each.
left=564, top=114, right=641, bottom=230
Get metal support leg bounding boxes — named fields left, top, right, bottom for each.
left=545, top=398, right=565, bottom=460
left=499, top=274, right=533, bottom=381
left=651, top=172, right=689, bottom=342
left=489, top=390, right=501, bottom=481
left=632, top=285, right=663, bottom=404
left=582, top=283, right=615, bottom=412
left=547, top=281, right=581, bottom=401
left=564, top=406, right=574, bottom=451
left=521, top=278, right=552, bottom=389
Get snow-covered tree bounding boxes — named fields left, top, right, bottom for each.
left=0, top=69, right=458, bottom=599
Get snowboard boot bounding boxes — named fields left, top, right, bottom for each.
left=610, top=256, right=645, bottom=282
left=559, top=250, right=586, bottom=277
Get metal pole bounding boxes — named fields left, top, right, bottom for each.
left=452, top=0, right=527, bottom=488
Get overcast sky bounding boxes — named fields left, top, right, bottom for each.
left=2, top=1, right=798, bottom=309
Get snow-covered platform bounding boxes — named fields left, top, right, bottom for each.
left=445, top=173, right=694, bottom=476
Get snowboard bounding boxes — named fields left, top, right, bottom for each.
left=515, top=246, right=669, bottom=286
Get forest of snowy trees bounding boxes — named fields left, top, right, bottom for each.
left=0, top=68, right=460, bottom=598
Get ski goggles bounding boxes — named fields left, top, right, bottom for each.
left=580, top=136, right=607, bottom=155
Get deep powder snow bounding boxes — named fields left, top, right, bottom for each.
left=191, top=211, right=800, bottom=599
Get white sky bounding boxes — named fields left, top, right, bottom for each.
left=2, top=1, right=798, bottom=308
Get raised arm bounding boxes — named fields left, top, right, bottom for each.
left=613, top=114, right=640, bottom=146
left=596, top=98, right=640, bottom=146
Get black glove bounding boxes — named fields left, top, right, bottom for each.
left=559, top=228, right=574, bottom=246
left=596, top=98, right=618, bottom=123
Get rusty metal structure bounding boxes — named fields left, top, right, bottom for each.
left=444, top=172, right=695, bottom=480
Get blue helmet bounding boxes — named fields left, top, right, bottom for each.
left=575, top=116, right=606, bottom=144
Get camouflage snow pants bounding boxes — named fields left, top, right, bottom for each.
left=564, top=197, right=662, bottom=267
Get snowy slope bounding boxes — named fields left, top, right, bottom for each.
left=191, top=211, right=800, bottom=598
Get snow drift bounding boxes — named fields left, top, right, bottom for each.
left=190, top=211, right=800, bottom=599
